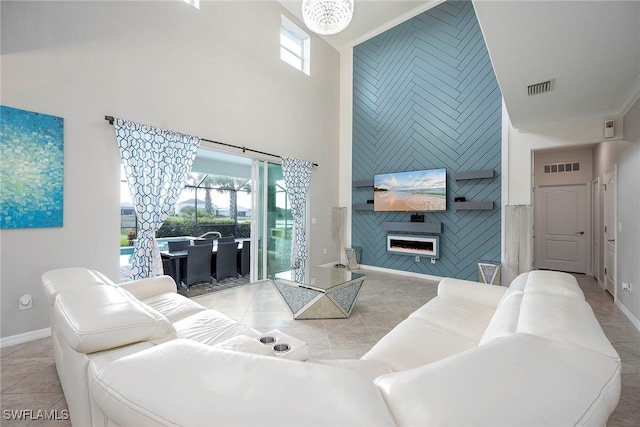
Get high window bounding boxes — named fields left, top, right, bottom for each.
left=183, top=0, right=199, bottom=9
left=280, top=15, right=310, bottom=75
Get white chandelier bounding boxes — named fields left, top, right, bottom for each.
left=301, top=0, right=354, bottom=36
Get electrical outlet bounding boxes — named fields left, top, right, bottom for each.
left=414, top=256, right=420, bottom=262
left=622, top=282, right=632, bottom=293
left=431, top=258, right=436, bottom=264
left=19, top=294, right=32, bottom=310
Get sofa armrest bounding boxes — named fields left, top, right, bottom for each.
left=119, top=276, right=177, bottom=300
left=375, top=334, right=621, bottom=427
left=437, top=277, right=506, bottom=308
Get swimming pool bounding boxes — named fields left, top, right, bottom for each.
left=120, top=236, right=195, bottom=265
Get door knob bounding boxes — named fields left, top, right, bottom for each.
left=576, top=231, right=585, bottom=235
left=608, top=239, right=615, bottom=242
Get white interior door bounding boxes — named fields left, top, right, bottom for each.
left=603, top=167, right=616, bottom=296
left=535, top=184, right=587, bottom=273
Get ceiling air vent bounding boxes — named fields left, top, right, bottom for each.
left=527, top=79, right=554, bottom=96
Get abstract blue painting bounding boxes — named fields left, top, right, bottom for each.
left=0, top=106, right=64, bottom=228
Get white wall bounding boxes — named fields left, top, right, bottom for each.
left=0, top=1, right=340, bottom=340
left=616, top=99, right=640, bottom=327
left=507, top=118, right=623, bottom=205
left=338, top=46, right=354, bottom=264
left=592, top=138, right=632, bottom=287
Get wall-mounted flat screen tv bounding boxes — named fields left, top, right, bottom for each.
left=374, top=168, right=446, bottom=212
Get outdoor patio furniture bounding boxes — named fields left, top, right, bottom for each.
left=184, top=243, right=213, bottom=289
left=215, top=241, right=239, bottom=283
left=239, top=240, right=250, bottom=277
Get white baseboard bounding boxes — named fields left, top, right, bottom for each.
left=0, top=327, right=51, bottom=348
left=615, top=300, right=640, bottom=332
left=319, top=261, right=345, bottom=268
left=317, top=262, right=443, bottom=282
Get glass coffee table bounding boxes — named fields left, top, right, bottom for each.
left=272, top=267, right=366, bottom=319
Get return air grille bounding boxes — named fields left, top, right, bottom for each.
left=527, top=79, right=554, bottom=96
left=544, top=162, right=580, bottom=174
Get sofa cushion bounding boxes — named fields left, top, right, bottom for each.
left=506, top=271, right=529, bottom=292
left=86, top=342, right=156, bottom=426
left=118, top=276, right=177, bottom=301
left=362, top=317, right=478, bottom=371
left=375, top=333, right=622, bottom=427
left=54, top=286, right=176, bottom=354
left=410, top=295, right=497, bottom=340
left=310, top=359, right=394, bottom=381
left=525, top=270, right=585, bottom=298
left=517, top=292, right=619, bottom=358
left=140, top=292, right=206, bottom=323
left=172, top=310, right=261, bottom=345
left=495, top=272, right=527, bottom=308
left=92, top=339, right=396, bottom=427
left=42, top=267, right=114, bottom=307
left=478, top=292, right=523, bottom=345
left=436, top=277, right=507, bottom=308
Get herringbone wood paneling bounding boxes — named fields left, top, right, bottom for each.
left=352, top=1, right=501, bottom=280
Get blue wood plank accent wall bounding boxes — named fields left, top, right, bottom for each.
left=352, top=1, right=502, bottom=280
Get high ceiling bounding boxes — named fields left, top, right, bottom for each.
left=277, top=0, right=444, bottom=50
left=279, top=0, right=640, bottom=131
left=474, top=0, right=640, bottom=131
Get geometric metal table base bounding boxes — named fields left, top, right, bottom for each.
left=272, top=267, right=366, bottom=319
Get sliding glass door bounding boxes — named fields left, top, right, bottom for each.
left=252, top=160, right=295, bottom=281
left=121, top=144, right=299, bottom=284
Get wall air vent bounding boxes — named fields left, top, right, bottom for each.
left=527, top=79, right=554, bottom=96
left=544, top=162, right=580, bottom=174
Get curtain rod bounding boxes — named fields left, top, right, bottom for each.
left=104, top=116, right=318, bottom=167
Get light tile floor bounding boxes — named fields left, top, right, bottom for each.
left=1, top=270, right=638, bottom=426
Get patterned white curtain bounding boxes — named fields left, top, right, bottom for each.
left=281, top=157, right=313, bottom=269
left=114, top=118, right=200, bottom=279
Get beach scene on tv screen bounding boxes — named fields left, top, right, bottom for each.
left=374, top=168, right=446, bottom=212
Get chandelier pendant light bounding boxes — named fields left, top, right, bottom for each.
left=301, top=0, right=354, bottom=36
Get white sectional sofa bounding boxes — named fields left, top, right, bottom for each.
left=41, top=267, right=263, bottom=427
left=42, top=267, right=621, bottom=426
